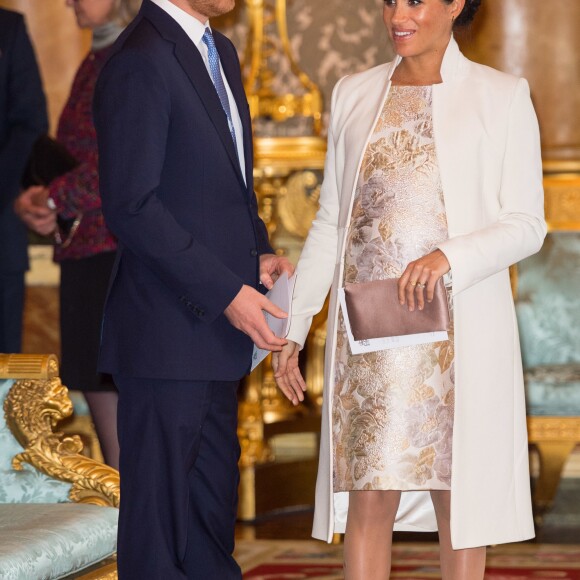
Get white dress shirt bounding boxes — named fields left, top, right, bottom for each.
left=150, top=0, right=246, bottom=183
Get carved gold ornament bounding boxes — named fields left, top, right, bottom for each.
left=1, top=354, right=120, bottom=508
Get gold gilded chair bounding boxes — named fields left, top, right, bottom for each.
left=0, top=354, right=119, bottom=580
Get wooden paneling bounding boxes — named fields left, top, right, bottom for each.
left=457, top=0, right=580, bottom=161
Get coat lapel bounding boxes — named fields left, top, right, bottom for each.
left=337, top=58, right=399, bottom=228
left=142, top=1, right=247, bottom=190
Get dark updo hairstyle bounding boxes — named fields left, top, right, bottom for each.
left=444, top=0, right=482, bottom=27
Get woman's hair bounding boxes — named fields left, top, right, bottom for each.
left=445, top=0, right=482, bottom=27
left=109, top=0, right=142, bottom=27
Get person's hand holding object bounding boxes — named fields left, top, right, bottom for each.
left=14, top=185, right=56, bottom=236
left=224, top=284, right=289, bottom=352
left=398, top=249, right=451, bottom=312
left=259, top=253, right=294, bottom=290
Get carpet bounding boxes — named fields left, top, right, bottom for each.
left=235, top=540, right=580, bottom=579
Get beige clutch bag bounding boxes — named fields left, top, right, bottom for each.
left=343, top=278, right=450, bottom=341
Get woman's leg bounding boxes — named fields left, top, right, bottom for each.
left=430, top=490, right=486, bottom=580
left=84, top=390, right=120, bottom=470
left=343, top=490, right=402, bottom=580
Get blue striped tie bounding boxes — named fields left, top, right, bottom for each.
left=202, top=28, right=238, bottom=149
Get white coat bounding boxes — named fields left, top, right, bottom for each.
left=286, top=38, right=546, bottom=550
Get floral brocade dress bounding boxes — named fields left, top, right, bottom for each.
left=333, top=85, right=455, bottom=492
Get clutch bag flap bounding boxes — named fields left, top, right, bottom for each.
left=343, top=277, right=450, bottom=341
left=21, top=135, right=79, bottom=189
left=21, top=135, right=80, bottom=237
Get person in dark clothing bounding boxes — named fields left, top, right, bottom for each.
left=0, top=8, right=47, bottom=353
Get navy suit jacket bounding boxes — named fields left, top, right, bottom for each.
left=94, top=0, right=273, bottom=381
left=0, top=9, right=47, bottom=273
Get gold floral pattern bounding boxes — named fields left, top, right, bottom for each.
left=333, top=86, right=455, bottom=492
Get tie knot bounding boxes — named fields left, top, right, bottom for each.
left=202, top=28, right=215, bottom=50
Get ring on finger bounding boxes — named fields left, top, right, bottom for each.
left=416, top=282, right=426, bottom=289
left=409, top=280, right=417, bottom=287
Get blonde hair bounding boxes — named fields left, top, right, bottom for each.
left=110, top=0, right=142, bottom=27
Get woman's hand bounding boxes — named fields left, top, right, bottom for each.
left=14, top=186, right=57, bottom=236
left=272, top=340, right=306, bottom=406
left=398, top=249, right=450, bottom=311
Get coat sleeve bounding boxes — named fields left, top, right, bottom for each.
left=0, top=14, right=47, bottom=211
left=94, top=49, right=243, bottom=324
left=286, top=78, right=346, bottom=348
left=437, top=78, right=547, bottom=295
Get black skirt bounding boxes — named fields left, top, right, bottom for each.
left=59, top=251, right=116, bottom=392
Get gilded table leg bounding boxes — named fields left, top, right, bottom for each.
left=533, top=441, right=576, bottom=521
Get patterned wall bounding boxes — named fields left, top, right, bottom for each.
left=215, top=0, right=395, bottom=128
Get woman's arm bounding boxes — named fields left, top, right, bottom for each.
left=285, top=79, right=346, bottom=348
left=436, top=78, right=546, bottom=296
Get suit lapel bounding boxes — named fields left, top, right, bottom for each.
left=214, top=32, right=253, bottom=193
left=142, top=1, right=247, bottom=190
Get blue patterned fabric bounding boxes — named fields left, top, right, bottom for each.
left=525, top=365, right=580, bottom=415
left=0, top=503, right=118, bottom=580
left=0, top=380, right=71, bottom=503
left=67, top=390, right=90, bottom=416
left=516, top=233, right=580, bottom=368
left=516, top=233, right=580, bottom=417
left=202, top=28, right=238, bottom=148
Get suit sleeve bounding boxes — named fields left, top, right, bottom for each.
left=438, top=78, right=547, bottom=295
left=94, top=49, right=244, bottom=324
left=0, top=14, right=48, bottom=211
left=285, top=78, right=346, bottom=347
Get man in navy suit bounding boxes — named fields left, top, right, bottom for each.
left=93, top=0, right=294, bottom=577
left=0, top=9, right=47, bottom=353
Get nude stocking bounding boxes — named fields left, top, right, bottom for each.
left=430, top=490, right=486, bottom=580
left=343, top=490, right=402, bottom=580
left=84, top=390, right=120, bottom=470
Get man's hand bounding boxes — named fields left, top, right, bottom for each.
left=14, top=186, right=57, bottom=236
left=272, top=340, right=306, bottom=406
left=224, top=284, right=288, bottom=351
left=259, top=253, right=294, bottom=290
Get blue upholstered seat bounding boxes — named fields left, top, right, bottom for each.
left=515, top=232, right=580, bottom=519
left=0, top=504, right=117, bottom=580
left=524, top=365, right=580, bottom=416
left=516, top=232, right=580, bottom=416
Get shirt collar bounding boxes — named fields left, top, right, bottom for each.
left=149, top=0, right=209, bottom=47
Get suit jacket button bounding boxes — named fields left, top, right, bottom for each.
left=250, top=249, right=258, bottom=257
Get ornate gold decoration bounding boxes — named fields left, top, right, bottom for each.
left=254, top=136, right=327, bottom=171
left=3, top=359, right=120, bottom=508
left=253, top=138, right=326, bottom=259
left=243, top=0, right=323, bottom=135
left=544, top=175, right=580, bottom=231
left=0, top=353, right=59, bottom=380
left=544, top=160, right=580, bottom=175
left=527, top=416, right=580, bottom=441
left=77, top=562, right=118, bottom=580
left=278, top=170, right=321, bottom=239
left=237, top=0, right=328, bottom=520
left=527, top=416, right=580, bottom=523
